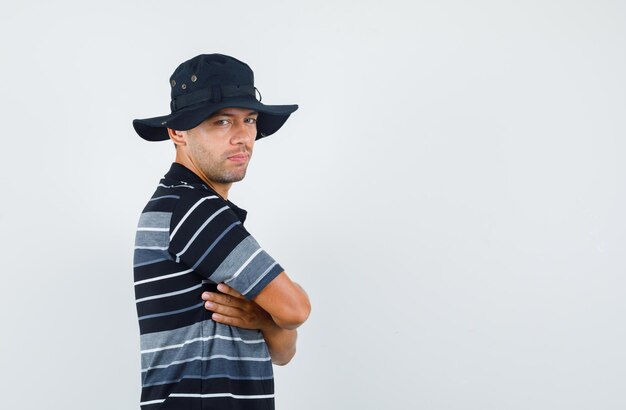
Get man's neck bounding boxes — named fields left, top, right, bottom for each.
left=174, top=157, right=231, bottom=200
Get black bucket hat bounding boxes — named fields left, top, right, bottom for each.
left=133, top=54, right=298, bottom=141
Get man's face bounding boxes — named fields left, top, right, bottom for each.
left=183, top=107, right=258, bottom=185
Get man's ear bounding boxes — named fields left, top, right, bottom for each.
left=168, top=128, right=187, bottom=147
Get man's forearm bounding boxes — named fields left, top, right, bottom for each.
left=261, top=321, right=298, bottom=366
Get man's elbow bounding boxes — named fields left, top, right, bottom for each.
left=272, top=351, right=295, bottom=366
left=275, top=298, right=311, bottom=330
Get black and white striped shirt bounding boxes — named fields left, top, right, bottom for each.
left=134, top=163, right=283, bottom=409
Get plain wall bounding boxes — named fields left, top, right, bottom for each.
left=1, top=1, right=625, bottom=409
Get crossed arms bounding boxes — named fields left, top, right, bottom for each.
left=167, top=193, right=311, bottom=364
left=201, top=272, right=311, bottom=365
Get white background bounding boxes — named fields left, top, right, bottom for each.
left=1, top=1, right=625, bottom=409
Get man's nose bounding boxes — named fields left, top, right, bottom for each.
left=231, top=121, right=255, bottom=143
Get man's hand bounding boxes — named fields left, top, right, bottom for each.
left=202, top=283, right=273, bottom=330
left=202, top=283, right=299, bottom=365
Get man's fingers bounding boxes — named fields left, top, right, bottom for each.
left=203, top=288, right=273, bottom=331
left=217, top=283, right=244, bottom=299
left=203, top=291, right=243, bottom=307
left=204, top=300, right=243, bottom=318
left=212, top=313, right=243, bottom=327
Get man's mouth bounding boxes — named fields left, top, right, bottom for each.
left=227, top=153, right=249, bottom=163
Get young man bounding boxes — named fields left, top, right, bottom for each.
left=132, top=54, right=310, bottom=409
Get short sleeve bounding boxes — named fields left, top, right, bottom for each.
left=168, top=191, right=283, bottom=299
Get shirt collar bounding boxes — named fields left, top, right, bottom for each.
left=164, top=162, right=208, bottom=187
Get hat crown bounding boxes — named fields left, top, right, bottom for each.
left=169, top=54, right=255, bottom=100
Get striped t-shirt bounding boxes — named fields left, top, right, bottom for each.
left=133, top=163, right=284, bottom=409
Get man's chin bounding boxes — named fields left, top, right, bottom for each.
left=216, top=171, right=247, bottom=184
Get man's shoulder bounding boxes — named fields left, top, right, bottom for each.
left=162, top=184, right=239, bottom=229
left=138, top=178, right=221, bottom=221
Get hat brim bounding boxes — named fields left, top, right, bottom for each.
left=133, top=96, right=298, bottom=142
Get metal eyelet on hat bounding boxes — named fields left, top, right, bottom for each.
left=191, top=75, right=197, bottom=82
left=170, top=79, right=176, bottom=87
left=181, top=83, right=187, bottom=90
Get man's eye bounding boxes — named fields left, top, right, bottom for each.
left=216, top=119, right=229, bottom=125
left=245, top=118, right=257, bottom=124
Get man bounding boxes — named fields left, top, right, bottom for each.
left=132, top=53, right=311, bottom=409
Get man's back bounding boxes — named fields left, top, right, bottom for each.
left=134, top=163, right=281, bottom=409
